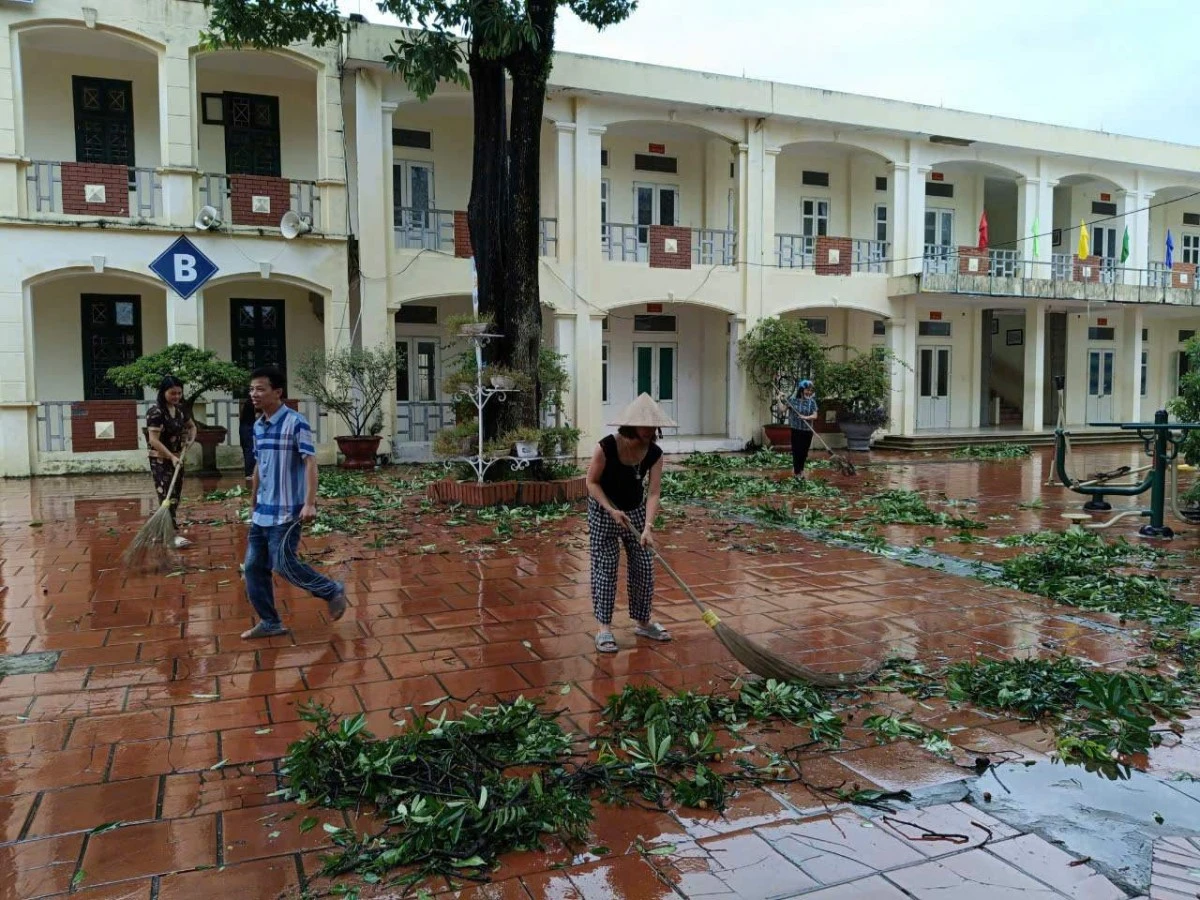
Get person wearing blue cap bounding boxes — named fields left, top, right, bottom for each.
left=786, top=378, right=819, bottom=478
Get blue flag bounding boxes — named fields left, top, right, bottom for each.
left=1166, top=230, right=1175, bottom=269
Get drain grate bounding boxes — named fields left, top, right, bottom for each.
left=0, top=651, right=60, bottom=677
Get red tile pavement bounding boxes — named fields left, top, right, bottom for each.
left=0, top=451, right=1192, bottom=897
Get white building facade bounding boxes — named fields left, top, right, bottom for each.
left=3, top=0, right=1200, bottom=476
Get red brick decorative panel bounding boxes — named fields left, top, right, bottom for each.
left=648, top=225, right=693, bottom=270
left=1073, top=255, right=1101, bottom=283
left=230, top=175, right=291, bottom=228
left=1172, top=262, right=1197, bottom=289
left=957, top=246, right=990, bottom=276
left=428, top=477, right=587, bottom=507
left=815, top=236, right=853, bottom=276
left=60, top=163, right=129, bottom=217
left=454, top=211, right=473, bottom=258
left=70, top=401, right=139, bottom=453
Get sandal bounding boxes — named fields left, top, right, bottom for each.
left=595, top=630, right=619, bottom=654
left=634, top=621, right=672, bottom=642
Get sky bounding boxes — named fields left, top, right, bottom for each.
left=338, top=0, right=1200, bottom=146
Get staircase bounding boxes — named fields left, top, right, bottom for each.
left=873, top=428, right=1138, bottom=452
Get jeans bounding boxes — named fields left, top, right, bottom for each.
left=244, top=522, right=342, bottom=627
left=239, top=423, right=255, bottom=476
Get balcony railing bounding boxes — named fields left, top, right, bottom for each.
left=539, top=217, right=558, bottom=257
left=923, top=244, right=955, bottom=275
left=776, top=233, right=814, bottom=269
left=602, top=223, right=642, bottom=262
left=693, top=229, right=737, bottom=266
left=394, top=206, right=456, bottom=252
left=198, top=174, right=322, bottom=229
left=989, top=248, right=1020, bottom=278
left=204, top=398, right=324, bottom=444
left=852, top=239, right=889, bottom=273
left=26, top=162, right=161, bottom=219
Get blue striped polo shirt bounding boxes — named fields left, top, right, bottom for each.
left=251, top=405, right=316, bottom=526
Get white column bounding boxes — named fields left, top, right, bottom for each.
left=572, top=108, right=603, bottom=314
left=317, top=62, right=347, bottom=236
left=1119, top=308, right=1143, bottom=422
left=166, top=290, right=203, bottom=348
left=0, top=25, right=23, bottom=218
left=1118, top=189, right=1153, bottom=276
left=158, top=41, right=196, bottom=228
left=554, top=122, right=576, bottom=272
left=968, top=306, right=984, bottom=427
left=0, top=280, right=34, bottom=476
left=575, top=312, right=605, bottom=450
left=889, top=162, right=927, bottom=276
left=727, top=314, right=754, bottom=443
left=1022, top=303, right=1046, bottom=430
left=758, top=146, right=780, bottom=321
left=553, top=312, right=576, bottom=427
left=888, top=298, right=918, bottom=435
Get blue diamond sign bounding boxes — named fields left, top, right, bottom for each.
left=149, top=235, right=218, bottom=300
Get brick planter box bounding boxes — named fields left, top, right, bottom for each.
left=428, top=476, right=587, bottom=507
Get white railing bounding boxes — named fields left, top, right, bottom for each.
left=601, top=223, right=642, bottom=262
left=198, top=174, right=322, bottom=228
left=776, top=233, right=814, bottom=269
left=204, top=398, right=325, bottom=444
left=923, top=244, right=955, bottom=275
left=693, top=228, right=737, bottom=266
left=989, top=248, right=1020, bottom=278
left=852, top=239, right=889, bottom=273
left=394, top=207, right=456, bottom=252
left=1051, top=253, right=1073, bottom=281
left=395, top=401, right=455, bottom=444
left=1147, top=262, right=1172, bottom=288
left=26, top=162, right=161, bottom=219
left=539, top=217, right=557, bottom=257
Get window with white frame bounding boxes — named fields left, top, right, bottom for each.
left=874, top=205, right=888, bottom=244
left=601, top=343, right=610, bottom=403
left=801, top=198, right=829, bottom=242
left=1184, top=233, right=1200, bottom=266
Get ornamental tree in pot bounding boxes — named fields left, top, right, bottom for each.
left=107, top=343, right=249, bottom=476
left=736, top=317, right=826, bottom=449
left=822, top=346, right=898, bottom=451
left=295, top=344, right=399, bottom=469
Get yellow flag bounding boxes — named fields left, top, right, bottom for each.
left=1077, top=220, right=1090, bottom=258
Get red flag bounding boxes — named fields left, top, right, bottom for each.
left=978, top=210, right=989, bottom=250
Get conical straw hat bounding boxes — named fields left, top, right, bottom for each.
left=609, top=393, right=677, bottom=428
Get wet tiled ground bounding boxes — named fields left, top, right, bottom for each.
left=0, top=444, right=1197, bottom=898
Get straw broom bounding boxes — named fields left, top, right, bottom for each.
left=641, top=532, right=878, bottom=687
left=808, top=427, right=857, bottom=477
left=123, top=449, right=188, bottom=574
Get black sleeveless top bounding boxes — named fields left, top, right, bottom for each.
left=598, top=434, right=662, bottom=511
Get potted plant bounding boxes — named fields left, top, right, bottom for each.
left=445, top=312, right=494, bottom=338
left=508, top=427, right=543, bottom=460
left=540, top=425, right=581, bottom=459
left=481, top=365, right=531, bottom=393
left=295, top=344, right=398, bottom=469
left=106, top=343, right=249, bottom=476
left=823, top=346, right=898, bottom=451
left=434, top=421, right=478, bottom=458
left=736, top=317, right=826, bottom=449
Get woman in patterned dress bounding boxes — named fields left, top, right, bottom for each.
left=145, top=376, right=197, bottom=548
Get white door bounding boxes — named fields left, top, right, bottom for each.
left=634, top=183, right=679, bottom=261
left=634, top=343, right=676, bottom=425
left=393, top=161, right=435, bottom=241
left=1093, top=226, right=1117, bottom=283
left=1086, top=348, right=1115, bottom=423
left=801, top=198, right=830, bottom=264
left=916, top=345, right=952, bottom=429
left=395, top=337, right=439, bottom=403
left=924, top=208, right=954, bottom=274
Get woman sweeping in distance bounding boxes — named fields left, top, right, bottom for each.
left=586, top=393, right=674, bottom=654
left=786, top=378, right=819, bottom=479
left=145, top=375, right=196, bottom=548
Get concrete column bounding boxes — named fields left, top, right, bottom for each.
left=727, top=314, right=754, bottom=443
left=759, top=146, right=780, bottom=321
left=1022, top=303, right=1046, bottom=430
left=355, top=74, right=392, bottom=345
left=1119, top=307, right=1144, bottom=422
left=0, top=280, right=34, bottom=476
left=166, top=289, right=204, bottom=348
left=575, top=312, right=605, bottom=450
left=572, top=105, right=603, bottom=314
left=1118, top=189, right=1153, bottom=275
left=554, top=122, right=576, bottom=272
left=553, top=312, right=576, bottom=427
left=157, top=40, right=196, bottom=228
left=968, top=306, right=984, bottom=427
left=889, top=298, right=918, bottom=434
left=737, top=138, right=756, bottom=311
left=889, top=162, right=927, bottom=276
left=0, top=26, right=23, bottom=218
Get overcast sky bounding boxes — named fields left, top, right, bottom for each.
left=340, top=0, right=1200, bottom=146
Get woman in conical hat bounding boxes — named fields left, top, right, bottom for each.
left=585, top=393, right=675, bottom=654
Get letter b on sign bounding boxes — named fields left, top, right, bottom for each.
left=174, top=254, right=197, bottom=283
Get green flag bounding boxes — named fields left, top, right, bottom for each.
left=1121, top=226, right=1131, bottom=263
left=1032, top=216, right=1040, bottom=258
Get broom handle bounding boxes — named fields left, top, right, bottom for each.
left=621, top=520, right=709, bottom=617
left=159, top=442, right=191, bottom=508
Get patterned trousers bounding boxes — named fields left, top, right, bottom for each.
left=588, top=499, right=655, bottom=625
left=149, top=458, right=183, bottom=527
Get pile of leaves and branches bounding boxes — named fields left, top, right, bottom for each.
left=280, top=681, right=847, bottom=893
left=681, top=449, right=828, bottom=472
left=445, top=502, right=577, bottom=539
left=950, top=444, right=1032, bottom=460
left=661, top=470, right=842, bottom=504
left=855, top=490, right=986, bottom=530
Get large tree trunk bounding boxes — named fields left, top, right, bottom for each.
left=491, top=0, right=556, bottom=438
left=466, top=41, right=508, bottom=442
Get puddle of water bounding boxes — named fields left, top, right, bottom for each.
left=0, top=651, right=59, bottom=677
left=959, top=760, right=1200, bottom=893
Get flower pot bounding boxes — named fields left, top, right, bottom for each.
left=837, top=421, right=877, bottom=452
left=192, top=425, right=228, bottom=477
left=459, top=323, right=490, bottom=337
left=763, top=424, right=791, bottom=450
left=336, top=435, right=382, bottom=469
left=490, top=375, right=516, bottom=391
left=514, top=440, right=539, bottom=460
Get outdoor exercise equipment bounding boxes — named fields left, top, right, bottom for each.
left=1054, top=409, right=1200, bottom=539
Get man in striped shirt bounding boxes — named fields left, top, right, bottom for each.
left=241, top=366, right=348, bottom=639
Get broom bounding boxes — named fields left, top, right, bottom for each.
left=809, top=427, right=857, bottom=477
left=636, top=528, right=879, bottom=687
left=123, top=448, right=189, bottom=574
